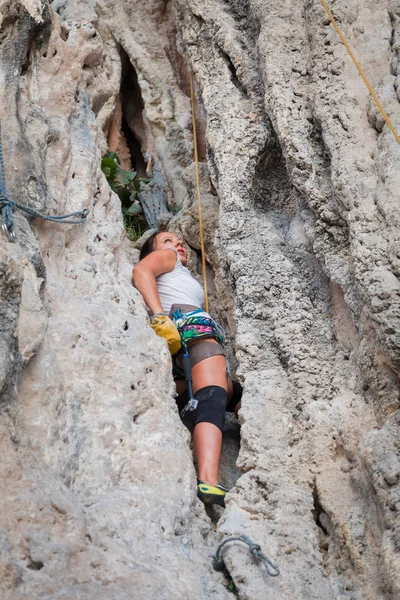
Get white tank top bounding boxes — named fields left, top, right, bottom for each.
left=156, top=249, right=205, bottom=315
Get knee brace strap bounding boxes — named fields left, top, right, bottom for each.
left=194, top=385, right=227, bottom=432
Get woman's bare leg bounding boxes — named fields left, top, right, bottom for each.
left=193, top=423, right=222, bottom=486
left=192, top=351, right=228, bottom=486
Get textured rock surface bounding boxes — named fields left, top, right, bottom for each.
left=1, top=0, right=400, bottom=599
left=175, top=0, right=400, bottom=597
left=0, top=2, right=229, bottom=599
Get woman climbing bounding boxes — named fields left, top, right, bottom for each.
left=132, top=231, right=242, bottom=507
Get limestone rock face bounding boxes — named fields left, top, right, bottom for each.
left=1, top=0, right=400, bottom=599
left=0, top=2, right=228, bottom=599
left=175, top=0, right=400, bottom=597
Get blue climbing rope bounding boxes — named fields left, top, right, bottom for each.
left=0, top=122, right=88, bottom=241
left=212, top=534, right=280, bottom=578
left=0, top=120, right=13, bottom=240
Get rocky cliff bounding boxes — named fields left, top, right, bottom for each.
left=1, top=1, right=400, bottom=598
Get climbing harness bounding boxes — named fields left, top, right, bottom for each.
left=190, top=73, right=209, bottom=312
left=0, top=122, right=89, bottom=241
left=172, top=307, right=226, bottom=418
left=320, top=0, right=400, bottom=144
left=173, top=308, right=225, bottom=417
left=172, top=308, right=225, bottom=347
left=212, top=535, right=280, bottom=578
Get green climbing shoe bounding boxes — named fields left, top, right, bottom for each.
left=197, top=481, right=229, bottom=507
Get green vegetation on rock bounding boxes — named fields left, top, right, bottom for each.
left=101, top=152, right=148, bottom=241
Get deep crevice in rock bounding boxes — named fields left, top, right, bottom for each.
left=119, top=49, right=147, bottom=176
left=312, top=483, right=330, bottom=538
left=120, top=116, right=146, bottom=177
left=20, top=33, right=33, bottom=75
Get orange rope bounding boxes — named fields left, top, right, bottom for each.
left=190, top=73, right=209, bottom=312
left=319, top=0, right=400, bottom=144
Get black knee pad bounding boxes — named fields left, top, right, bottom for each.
left=194, top=385, right=227, bottom=432
left=226, top=381, right=243, bottom=413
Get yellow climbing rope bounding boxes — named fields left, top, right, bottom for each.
left=190, top=72, right=209, bottom=312
left=319, top=0, right=400, bottom=144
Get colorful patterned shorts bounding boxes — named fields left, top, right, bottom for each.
left=169, top=304, right=226, bottom=379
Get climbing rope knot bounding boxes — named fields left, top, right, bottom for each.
left=249, top=542, right=261, bottom=556
left=212, top=534, right=280, bottom=578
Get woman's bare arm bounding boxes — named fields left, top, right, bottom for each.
left=132, top=249, right=177, bottom=314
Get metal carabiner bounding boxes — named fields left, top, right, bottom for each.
left=2, top=220, right=15, bottom=241
left=181, top=397, right=198, bottom=418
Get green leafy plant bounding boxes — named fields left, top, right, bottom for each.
left=101, top=152, right=148, bottom=241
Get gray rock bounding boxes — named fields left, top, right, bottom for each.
left=1, top=0, right=400, bottom=599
